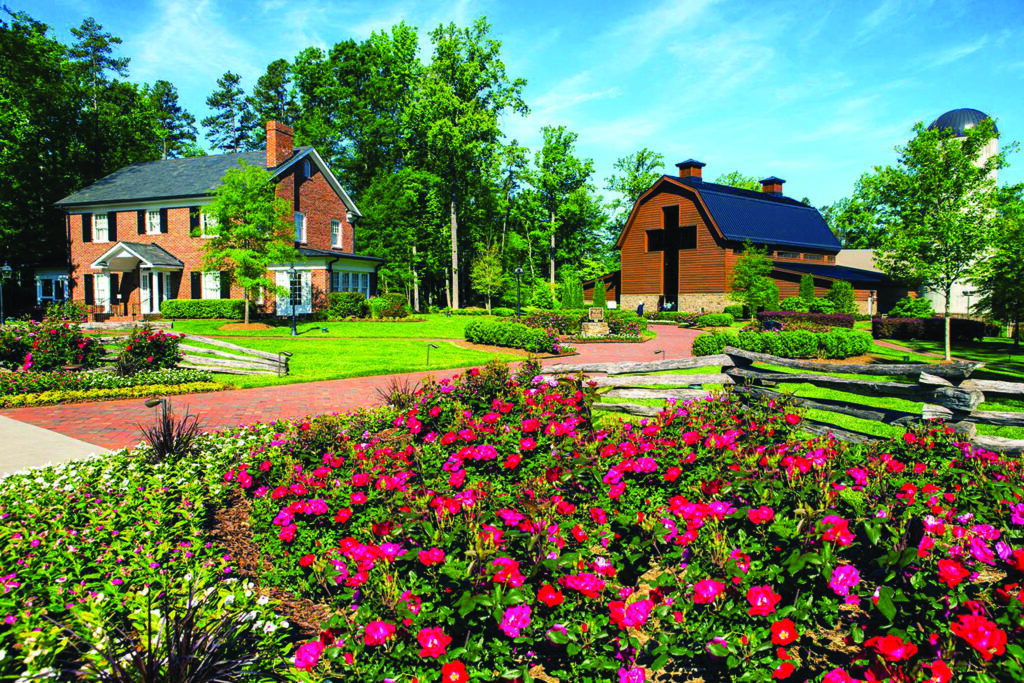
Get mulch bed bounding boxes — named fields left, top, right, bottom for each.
left=219, top=323, right=273, bottom=331
left=212, top=491, right=334, bottom=636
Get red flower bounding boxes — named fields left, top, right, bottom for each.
left=784, top=413, right=800, bottom=425
left=950, top=614, right=1006, bottom=660
left=442, top=660, right=469, bottom=683
left=419, top=547, right=445, bottom=566
left=865, top=634, right=917, bottom=662
left=504, top=452, right=522, bottom=469
left=937, top=559, right=969, bottom=588
left=770, top=619, right=798, bottom=646
left=748, top=506, right=775, bottom=524
left=746, top=585, right=782, bottom=617
left=923, top=660, right=953, bottom=683
left=298, top=554, right=315, bottom=567
left=773, top=661, right=795, bottom=679
left=538, top=584, right=564, bottom=607
left=416, top=627, right=451, bottom=658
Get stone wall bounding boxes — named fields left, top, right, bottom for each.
left=678, top=293, right=729, bottom=313
left=619, top=294, right=661, bottom=314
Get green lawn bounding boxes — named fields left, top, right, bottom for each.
left=184, top=336, right=523, bottom=389
left=881, top=337, right=1024, bottom=380
left=171, top=314, right=487, bottom=339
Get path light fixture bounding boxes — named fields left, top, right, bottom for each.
left=288, top=264, right=298, bottom=337
left=0, top=262, right=12, bottom=324
left=654, top=349, right=665, bottom=361
left=515, top=267, right=524, bottom=319
left=144, top=397, right=168, bottom=423
left=321, top=327, right=328, bottom=334
left=964, top=290, right=975, bottom=316
left=427, top=343, right=439, bottom=366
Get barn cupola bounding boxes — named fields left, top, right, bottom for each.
left=760, top=176, right=786, bottom=195
left=676, top=159, right=706, bottom=181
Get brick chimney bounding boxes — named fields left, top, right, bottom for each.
left=266, top=121, right=294, bottom=168
left=676, top=159, right=706, bottom=181
left=760, top=176, right=785, bottom=195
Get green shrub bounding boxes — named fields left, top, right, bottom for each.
left=736, top=329, right=766, bottom=353
left=520, top=311, right=584, bottom=335
left=696, top=312, right=735, bottom=327
left=5, top=320, right=104, bottom=371
left=44, top=300, right=88, bottom=323
left=491, top=307, right=514, bottom=317
left=776, top=330, right=817, bottom=358
left=328, top=292, right=369, bottom=319
left=118, top=324, right=184, bottom=369
left=591, top=279, right=606, bottom=308
left=799, top=273, right=815, bottom=301
left=160, top=299, right=250, bottom=320
left=606, top=309, right=648, bottom=333
left=532, top=283, right=557, bottom=309
left=826, top=280, right=857, bottom=315
left=464, top=319, right=563, bottom=353
left=723, top=304, right=745, bottom=319
left=779, top=296, right=810, bottom=313
left=888, top=296, right=935, bottom=318
left=558, top=273, right=584, bottom=310
left=807, top=298, right=836, bottom=314
left=691, top=332, right=736, bottom=356
left=367, top=293, right=408, bottom=319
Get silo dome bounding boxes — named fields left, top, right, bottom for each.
left=928, top=108, right=998, bottom=136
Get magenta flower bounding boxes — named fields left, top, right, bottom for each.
left=618, top=667, right=647, bottom=683
left=363, top=620, right=395, bottom=646
left=499, top=604, right=531, bottom=638
left=828, top=565, right=861, bottom=597
left=294, top=640, right=324, bottom=671
left=693, top=578, right=725, bottom=604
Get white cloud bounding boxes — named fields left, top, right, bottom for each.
left=920, top=35, right=988, bottom=69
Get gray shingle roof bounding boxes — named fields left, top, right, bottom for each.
left=93, top=242, right=184, bottom=268
left=56, top=148, right=310, bottom=206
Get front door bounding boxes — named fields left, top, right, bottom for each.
left=140, top=270, right=171, bottom=314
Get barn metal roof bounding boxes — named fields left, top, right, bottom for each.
left=772, top=260, right=892, bottom=284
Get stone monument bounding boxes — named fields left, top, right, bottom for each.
left=580, top=307, right=609, bottom=337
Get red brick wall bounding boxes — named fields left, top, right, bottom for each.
left=275, top=162, right=353, bottom=252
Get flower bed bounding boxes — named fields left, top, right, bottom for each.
left=0, top=320, right=104, bottom=371
left=219, top=370, right=1020, bottom=681
left=0, top=368, right=214, bottom=396
left=757, top=311, right=856, bottom=329
left=0, top=381, right=225, bottom=408
left=4, top=362, right=1023, bottom=681
left=694, top=328, right=873, bottom=359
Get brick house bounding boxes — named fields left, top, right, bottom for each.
left=588, top=160, right=908, bottom=314
left=56, top=121, right=382, bottom=320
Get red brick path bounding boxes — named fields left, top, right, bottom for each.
left=1, top=326, right=700, bottom=451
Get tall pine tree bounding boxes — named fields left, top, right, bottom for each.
left=202, top=71, right=257, bottom=153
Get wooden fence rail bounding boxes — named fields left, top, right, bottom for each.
left=98, top=334, right=289, bottom=376
left=546, top=347, right=1024, bottom=454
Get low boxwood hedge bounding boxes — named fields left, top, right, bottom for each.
left=696, top=312, right=735, bottom=327
left=464, top=319, right=564, bottom=353
left=871, top=316, right=998, bottom=342
left=756, top=311, right=855, bottom=328
left=692, top=328, right=872, bottom=359
left=161, top=299, right=251, bottom=319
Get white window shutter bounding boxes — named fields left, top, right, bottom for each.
left=276, top=271, right=288, bottom=315
left=301, top=272, right=312, bottom=314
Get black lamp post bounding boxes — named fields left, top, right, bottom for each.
left=0, top=262, right=11, bottom=324
left=515, top=267, right=524, bottom=319
left=288, top=264, right=298, bottom=336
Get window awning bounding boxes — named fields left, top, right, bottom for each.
left=91, top=241, right=184, bottom=272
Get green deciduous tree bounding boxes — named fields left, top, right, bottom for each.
left=729, top=242, right=777, bottom=312
left=714, top=170, right=760, bottom=192
left=470, top=245, right=503, bottom=311
left=203, top=71, right=257, bottom=153
left=822, top=174, right=885, bottom=248
left=605, top=148, right=664, bottom=219
left=874, top=118, right=1007, bottom=360
left=203, top=162, right=297, bottom=324
left=972, top=185, right=1024, bottom=345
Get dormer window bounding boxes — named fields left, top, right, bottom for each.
left=331, top=219, right=342, bottom=248
left=303, top=160, right=311, bottom=179
left=294, top=211, right=306, bottom=243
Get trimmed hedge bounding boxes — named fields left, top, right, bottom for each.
left=696, top=312, right=735, bottom=327
left=161, top=299, right=250, bottom=319
left=328, top=292, right=369, bottom=319
left=723, top=305, right=745, bottom=319
left=756, top=311, right=855, bottom=329
left=871, top=317, right=998, bottom=342
left=0, top=382, right=224, bottom=408
left=464, top=319, right=563, bottom=354
left=520, top=311, right=584, bottom=335
left=692, top=328, right=872, bottom=359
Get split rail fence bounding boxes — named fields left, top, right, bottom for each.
left=546, top=346, right=1024, bottom=454
left=99, top=334, right=289, bottom=376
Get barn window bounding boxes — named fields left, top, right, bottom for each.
left=646, top=230, right=665, bottom=252
left=679, top=225, right=697, bottom=250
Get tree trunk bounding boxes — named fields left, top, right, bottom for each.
left=411, top=245, right=420, bottom=313
left=450, top=199, right=459, bottom=309
left=549, top=210, right=556, bottom=285
left=445, top=269, right=452, bottom=309
left=244, top=288, right=250, bottom=325
left=944, top=288, right=952, bottom=361
left=486, top=294, right=491, bottom=312
left=1015, top=315, right=1020, bottom=348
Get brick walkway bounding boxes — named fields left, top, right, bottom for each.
left=0, top=325, right=700, bottom=452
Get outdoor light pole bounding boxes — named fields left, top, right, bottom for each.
left=0, top=262, right=11, bottom=325
left=515, top=267, right=524, bottom=319
left=288, top=264, right=298, bottom=336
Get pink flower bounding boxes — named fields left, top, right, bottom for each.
left=417, top=627, right=452, bottom=658
left=819, top=515, right=855, bottom=546
left=562, top=573, right=606, bottom=598
left=828, top=565, right=860, bottom=597
left=363, top=620, right=396, bottom=646
left=746, top=585, right=782, bottom=616
left=499, top=605, right=531, bottom=638
left=618, top=667, right=646, bottom=683
left=418, top=547, right=445, bottom=566
left=294, top=640, right=324, bottom=671
left=693, top=579, right=725, bottom=604
left=748, top=506, right=775, bottom=524
left=491, top=557, right=525, bottom=587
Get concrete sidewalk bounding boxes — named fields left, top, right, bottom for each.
left=0, top=415, right=108, bottom=475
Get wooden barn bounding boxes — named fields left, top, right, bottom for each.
left=588, top=160, right=907, bottom=314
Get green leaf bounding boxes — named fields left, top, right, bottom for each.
left=876, top=586, right=896, bottom=622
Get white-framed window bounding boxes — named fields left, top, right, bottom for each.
left=294, top=211, right=306, bottom=243
left=93, top=214, right=109, bottom=242
left=95, top=274, right=110, bottom=312
left=200, top=212, right=218, bottom=238
left=303, top=159, right=311, bottom=179
left=331, top=219, right=342, bottom=248
left=203, top=271, right=222, bottom=299
left=147, top=209, right=161, bottom=235
left=331, top=271, right=370, bottom=297
left=289, top=271, right=303, bottom=306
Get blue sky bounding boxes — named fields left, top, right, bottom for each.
left=26, top=0, right=1024, bottom=207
